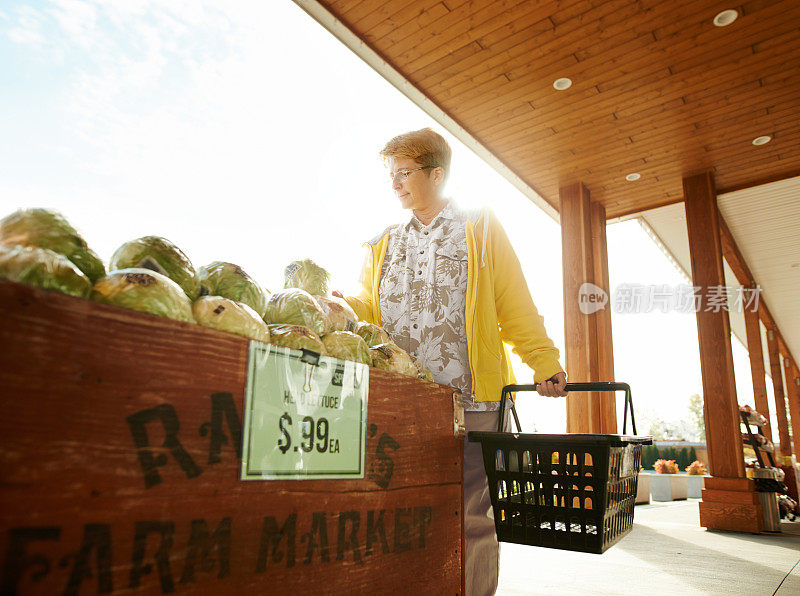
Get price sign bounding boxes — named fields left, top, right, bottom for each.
left=241, top=343, right=369, bottom=480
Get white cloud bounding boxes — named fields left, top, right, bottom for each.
left=47, top=0, right=96, bottom=45
left=6, top=5, right=46, bottom=46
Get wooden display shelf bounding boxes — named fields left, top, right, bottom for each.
left=0, top=280, right=465, bottom=595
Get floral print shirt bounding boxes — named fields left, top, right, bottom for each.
left=379, top=201, right=499, bottom=412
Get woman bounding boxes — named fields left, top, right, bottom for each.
left=343, top=128, right=567, bottom=596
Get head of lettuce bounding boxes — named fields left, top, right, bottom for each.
left=193, top=296, right=269, bottom=341
left=91, top=268, right=195, bottom=323
left=197, top=261, right=266, bottom=318
left=321, top=331, right=372, bottom=366
left=0, top=244, right=91, bottom=297
left=110, top=236, right=199, bottom=300
left=263, top=288, right=328, bottom=336
left=0, top=208, right=105, bottom=283
left=284, top=259, right=330, bottom=296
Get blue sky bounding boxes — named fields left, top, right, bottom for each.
left=1, top=1, right=766, bottom=436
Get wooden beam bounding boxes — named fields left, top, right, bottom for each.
left=718, top=215, right=756, bottom=287
left=683, top=172, right=744, bottom=479
left=766, top=329, right=792, bottom=460
left=717, top=215, right=795, bottom=362
left=784, top=360, right=800, bottom=462
left=716, top=169, right=800, bottom=195
left=684, top=172, right=762, bottom=533
left=606, top=198, right=685, bottom=222
left=743, top=300, right=772, bottom=442
left=561, top=183, right=618, bottom=433
left=561, top=182, right=600, bottom=434
left=590, top=201, right=617, bottom=434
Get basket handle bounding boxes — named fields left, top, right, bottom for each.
left=498, top=382, right=637, bottom=435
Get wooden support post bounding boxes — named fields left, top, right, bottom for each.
left=743, top=302, right=772, bottom=441
left=561, top=182, right=599, bottom=433
left=683, top=172, right=762, bottom=533
left=590, top=202, right=617, bottom=434
left=560, top=183, right=616, bottom=433
left=784, top=359, right=800, bottom=462
left=767, top=329, right=792, bottom=460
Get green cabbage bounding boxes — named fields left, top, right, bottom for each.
left=355, top=321, right=392, bottom=347
left=91, top=268, right=194, bottom=323
left=268, top=324, right=326, bottom=354
left=284, top=259, right=329, bottom=296
left=321, top=331, right=372, bottom=365
left=110, top=236, right=199, bottom=300
left=315, top=295, right=357, bottom=332
left=193, top=296, right=270, bottom=342
left=411, top=355, right=435, bottom=382
left=197, top=261, right=266, bottom=317
left=263, top=288, right=328, bottom=336
left=0, top=208, right=105, bottom=282
left=369, top=342, right=417, bottom=377
left=0, top=244, right=91, bottom=297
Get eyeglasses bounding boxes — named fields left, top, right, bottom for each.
left=389, top=165, right=437, bottom=184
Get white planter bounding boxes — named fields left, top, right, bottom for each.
left=670, top=474, right=688, bottom=500
left=650, top=473, right=688, bottom=501
left=686, top=474, right=706, bottom=498
left=636, top=472, right=650, bottom=504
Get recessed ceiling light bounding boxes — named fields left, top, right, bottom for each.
left=553, top=78, right=572, bottom=91
left=625, top=173, right=641, bottom=181
left=713, top=9, right=738, bottom=27
left=752, top=135, right=772, bottom=146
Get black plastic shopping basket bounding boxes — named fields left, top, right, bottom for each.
left=468, top=382, right=653, bottom=554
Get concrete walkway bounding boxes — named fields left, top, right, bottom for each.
left=498, top=500, right=800, bottom=595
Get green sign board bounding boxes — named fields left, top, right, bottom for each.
left=241, top=343, right=369, bottom=480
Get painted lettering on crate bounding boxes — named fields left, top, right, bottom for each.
left=198, top=392, right=242, bottom=464
left=126, top=405, right=202, bottom=488
left=128, top=393, right=242, bottom=488
left=0, top=509, right=434, bottom=594
left=63, top=524, right=114, bottom=595
left=255, top=507, right=433, bottom=571
left=367, top=424, right=400, bottom=489
left=0, top=527, right=61, bottom=594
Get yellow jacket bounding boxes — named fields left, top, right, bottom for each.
left=346, top=207, right=565, bottom=402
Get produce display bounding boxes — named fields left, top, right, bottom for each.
left=355, top=321, right=392, bottom=347
left=198, top=261, right=267, bottom=317
left=0, top=244, right=91, bottom=298
left=110, top=236, right=200, bottom=300
left=264, top=288, right=328, bottom=336
left=315, top=295, right=358, bottom=332
left=284, top=258, right=329, bottom=296
left=370, top=342, right=418, bottom=377
left=1, top=206, right=441, bottom=385
left=193, top=296, right=270, bottom=342
left=738, top=404, right=768, bottom=426
left=741, top=432, right=774, bottom=452
left=321, top=331, right=372, bottom=366
left=91, top=268, right=195, bottom=323
left=0, top=208, right=105, bottom=282
left=268, top=324, right=326, bottom=354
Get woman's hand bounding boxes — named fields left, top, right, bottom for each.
left=536, top=372, right=568, bottom=397
left=332, top=290, right=344, bottom=298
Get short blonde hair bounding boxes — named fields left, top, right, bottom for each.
left=379, top=127, right=452, bottom=180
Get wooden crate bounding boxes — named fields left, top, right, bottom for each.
left=0, top=281, right=464, bottom=595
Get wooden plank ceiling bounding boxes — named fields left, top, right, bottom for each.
left=316, top=0, right=800, bottom=219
